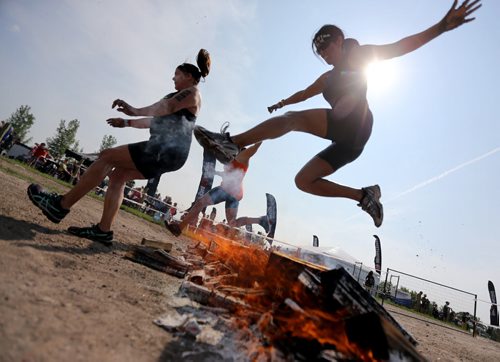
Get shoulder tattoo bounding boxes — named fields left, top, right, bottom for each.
left=174, top=89, right=192, bottom=102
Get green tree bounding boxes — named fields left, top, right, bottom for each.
left=46, top=119, right=81, bottom=158
left=6, top=105, right=35, bottom=143
left=98, top=134, right=117, bottom=152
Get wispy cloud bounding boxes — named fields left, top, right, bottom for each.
left=389, top=146, right=500, bottom=202
left=344, top=146, right=500, bottom=223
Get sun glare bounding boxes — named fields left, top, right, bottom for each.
left=364, top=60, right=399, bottom=94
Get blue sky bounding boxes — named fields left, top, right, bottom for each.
left=1, top=0, right=499, bottom=322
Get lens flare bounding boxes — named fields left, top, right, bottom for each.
left=364, top=60, right=399, bottom=94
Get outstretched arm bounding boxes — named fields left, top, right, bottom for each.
left=106, top=117, right=152, bottom=129
left=112, top=86, right=200, bottom=117
left=268, top=72, right=330, bottom=113
left=349, top=0, right=481, bottom=67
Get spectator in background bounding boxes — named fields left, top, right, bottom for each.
left=414, top=291, right=423, bottom=312
left=364, top=271, right=375, bottom=295
left=442, top=301, right=451, bottom=321
left=421, top=294, right=430, bottom=314
left=28, top=142, right=50, bottom=168
left=56, top=159, right=73, bottom=182
left=164, top=202, right=177, bottom=222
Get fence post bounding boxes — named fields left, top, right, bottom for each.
left=381, top=268, right=390, bottom=306
left=473, top=294, right=478, bottom=337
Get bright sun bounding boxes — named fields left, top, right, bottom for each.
left=364, top=60, right=399, bottom=94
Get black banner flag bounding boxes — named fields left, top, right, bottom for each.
left=265, top=193, right=277, bottom=242
left=488, top=281, right=499, bottom=326
left=373, top=235, right=382, bottom=275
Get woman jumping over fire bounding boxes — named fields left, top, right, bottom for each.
left=193, top=0, right=481, bottom=228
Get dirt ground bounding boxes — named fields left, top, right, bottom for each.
left=1, top=157, right=500, bottom=362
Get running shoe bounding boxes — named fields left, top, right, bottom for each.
left=67, top=224, right=113, bottom=246
left=193, top=125, right=240, bottom=164
left=358, top=185, right=384, bottom=227
left=27, top=183, right=69, bottom=223
left=164, top=220, right=182, bottom=237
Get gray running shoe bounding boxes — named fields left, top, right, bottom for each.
left=27, top=184, right=69, bottom=223
left=164, top=221, right=182, bottom=237
left=193, top=125, right=240, bottom=164
left=358, top=185, right=383, bottom=227
left=68, top=224, right=113, bottom=246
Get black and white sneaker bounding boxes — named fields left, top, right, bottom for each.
left=358, top=185, right=383, bottom=227
left=67, top=224, right=113, bottom=246
left=164, top=221, right=182, bottom=237
left=193, top=125, right=240, bottom=164
left=27, top=184, right=69, bottom=223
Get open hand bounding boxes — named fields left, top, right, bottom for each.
left=440, top=0, right=482, bottom=32
left=106, top=118, right=126, bottom=128
left=112, top=99, right=137, bottom=116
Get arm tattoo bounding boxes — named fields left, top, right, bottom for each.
left=174, top=89, right=192, bottom=102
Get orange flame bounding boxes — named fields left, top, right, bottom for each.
left=184, top=227, right=383, bottom=361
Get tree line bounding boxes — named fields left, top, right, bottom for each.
left=4, top=105, right=117, bottom=158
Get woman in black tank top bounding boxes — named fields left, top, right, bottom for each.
left=27, top=50, right=211, bottom=244
left=194, top=0, right=480, bottom=228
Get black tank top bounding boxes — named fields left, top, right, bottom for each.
left=322, top=51, right=368, bottom=109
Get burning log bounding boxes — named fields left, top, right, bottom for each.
left=188, top=269, right=207, bottom=285
left=162, top=232, right=424, bottom=360
left=204, top=273, right=239, bottom=288
left=344, top=312, right=423, bottom=361
left=179, top=281, right=251, bottom=313
left=140, top=238, right=172, bottom=252
left=125, top=246, right=191, bottom=277
left=257, top=251, right=422, bottom=360
left=187, top=241, right=208, bottom=258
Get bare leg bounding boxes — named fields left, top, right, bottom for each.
left=295, top=156, right=363, bottom=202
left=225, top=207, right=238, bottom=227
left=231, top=109, right=329, bottom=147
left=233, top=216, right=262, bottom=228
left=178, top=193, right=215, bottom=231
left=60, top=145, right=139, bottom=209
left=98, top=167, right=144, bottom=232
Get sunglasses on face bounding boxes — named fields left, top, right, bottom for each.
left=314, top=34, right=332, bottom=52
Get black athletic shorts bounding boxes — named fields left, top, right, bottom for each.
left=317, top=106, right=373, bottom=171
left=128, top=139, right=190, bottom=179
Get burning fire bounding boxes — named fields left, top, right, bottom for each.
left=181, top=226, right=416, bottom=361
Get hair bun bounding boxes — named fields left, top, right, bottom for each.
left=196, top=49, right=211, bottom=78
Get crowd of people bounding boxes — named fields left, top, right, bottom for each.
left=411, top=291, right=477, bottom=329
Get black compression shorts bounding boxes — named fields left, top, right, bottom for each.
left=317, top=106, right=373, bottom=171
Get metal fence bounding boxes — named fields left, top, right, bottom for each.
left=380, top=268, right=478, bottom=336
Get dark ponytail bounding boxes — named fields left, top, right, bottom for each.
left=196, top=49, right=210, bottom=78
left=177, top=49, right=211, bottom=84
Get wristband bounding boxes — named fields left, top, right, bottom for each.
left=279, top=99, right=285, bottom=108
left=123, top=119, right=129, bottom=127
